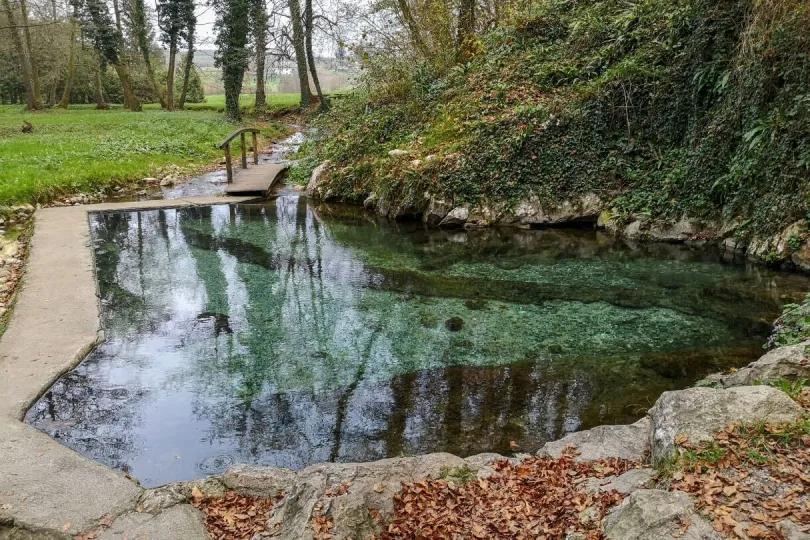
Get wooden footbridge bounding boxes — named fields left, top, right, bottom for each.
left=219, top=128, right=290, bottom=196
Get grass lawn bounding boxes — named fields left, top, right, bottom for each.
left=143, top=93, right=302, bottom=113
left=0, top=105, right=290, bottom=205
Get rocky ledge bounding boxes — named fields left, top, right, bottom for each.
left=307, top=162, right=810, bottom=271
left=120, top=341, right=810, bottom=540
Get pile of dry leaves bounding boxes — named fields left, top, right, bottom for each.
left=379, top=450, right=640, bottom=539
left=190, top=487, right=280, bottom=540
left=670, top=419, right=810, bottom=539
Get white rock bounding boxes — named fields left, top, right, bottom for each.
left=387, top=149, right=410, bottom=158
left=438, top=207, right=469, bottom=229
left=538, top=417, right=651, bottom=463
left=648, top=386, right=804, bottom=461
left=603, top=489, right=721, bottom=540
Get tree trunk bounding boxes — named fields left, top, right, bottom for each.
left=1, top=0, right=36, bottom=109
left=288, top=0, right=313, bottom=107
left=456, top=0, right=476, bottom=61
left=17, top=0, right=43, bottom=109
left=304, top=0, right=327, bottom=110
left=111, top=0, right=131, bottom=109
left=167, top=38, right=177, bottom=110
left=396, top=0, right=428, bottom=58
left=131, top=0, right=166, bottom=108
left=58, top=15, right=78, bottom=108
left=94, top=61, right=108, bottom=109
left=178, top=20, right=195, bottom=109
left=113, top=61, right=141, bottom=111
left=253, top=0, right=267, bottom=113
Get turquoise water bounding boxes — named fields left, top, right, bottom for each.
left=25, top=193, right=810, bottom=487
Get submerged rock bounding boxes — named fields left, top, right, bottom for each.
left=538, top=417, right=651, bottom=463
left=711, top=341, right=810, bottom=387
left=648, top=386, right=804, bottom=461
left=445, top=317, right=464, bottom=331
left=603, top=489, right=721, bottom=540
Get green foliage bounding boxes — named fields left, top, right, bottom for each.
left=302, top=0, right=810, bottom=233
left=767, top=294, right=810, bottom=348
left=213, top=0, right=251, bottom=119
left=0, top=105, right=285, bottom=204
left=769, top=378, right=808, bottom=400
left=439, top=465, right=477, bottom=486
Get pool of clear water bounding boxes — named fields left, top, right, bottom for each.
left=25, top=193, right=810, bottom=487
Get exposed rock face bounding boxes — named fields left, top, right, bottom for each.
left=306, top=161, right=331, bottom=197
left=439, top=206, right=470, bottom=228
left=746, top=220, right=804, bottom=263
left=424, top=198, right=451, bottom=227
left=602, top=489, right=721, bottom=540
left=538, top=417, right=651, bottom=463
left=98, top=505, right=208, bottom=540
left=711, top=341, right=810, bottom=387
left=648, top=386, right=804, bottom=461
left=511, top=193, right=602, bottom=227
left=582, top=468, right=654, bottom=495
left=265, top=453, right=468, bottom=540
left=648, top=217, right=698, bottom=243
left=221, top=464, right=296, bottom=499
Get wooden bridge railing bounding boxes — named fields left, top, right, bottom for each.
left=218, top=128, right=261, bottom=184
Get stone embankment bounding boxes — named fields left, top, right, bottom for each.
left=307, top=161, right=810, bottom=271
left=128, top=341, right=809, bottom=540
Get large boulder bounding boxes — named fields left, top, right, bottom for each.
left=648, top=217, right=698, bottom=243
left=603, top=489, right=721, bottom=540
left=438, top=206, right=470, bottom=229
left=265, top=453, right=467, bottom=540
left=538, top=417, right=651, bottom=463
left=712, top=342, right=810, bottom=387
left=424, top=198, right=451, bottom=227
left=220, top=464, right=296, bottom=499
left=512, top=193, right=602, bottom=227
left=649, top=386, right=804, bottom=461
left=306, top=161, right=331, bottom=197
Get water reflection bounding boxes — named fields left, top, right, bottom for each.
left=25, top=193, right=810, bottom=487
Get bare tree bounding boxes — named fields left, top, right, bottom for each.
left=252, top=0, right=268, bottom=112
left=288, top=0, right=313, bottom=107
left=304, top=0, right=326, bottom=109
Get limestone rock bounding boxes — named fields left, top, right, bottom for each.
left=648, top=217, right=697, bottom=243
left=623, top=219, right=646, bottom=240
left=746, top=220, right=804, bottom=263
left=582, top=468, right=654, bottom=495
left=792, top=244, right=810, bottom=273
left=387, top=149, right=410, bottom=158
left=363, top=194, right=377, bottom=210
left=439, top=207, right=469, bottom=229
left=220, top=464, right=296, bottom=498
left=720, top=236, right=747, bottom=254
left=513, top=193, right=602, bottom=227
left=424, top=198, right=451, bottom=227
left=649, top=386, right=804, bottom=461
left=538, top=417, right=651, bottom=463
left=778, top=520, right=810, bottom=540
left=603, top=489, right=721, bottom=540
left=159, top=176, right=176, bottom=187
left=266, top=453, right=466, bottom=540
left=99, top=505, right=207, bottom=540
left=306, top=161, right=331, bottom=197
left=714, top=342, right=810, bottom=387
left=139, top=478, right=225, bottom=513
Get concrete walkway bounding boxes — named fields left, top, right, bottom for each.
left=0, top=196, right=253, bottom=539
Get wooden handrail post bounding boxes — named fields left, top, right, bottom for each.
left=252, top=131, right=259, bottom=165
left=240, top=132, right=248, bottom=169
left=224, top=144, right=233, bottom=183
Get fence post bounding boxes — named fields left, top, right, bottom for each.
left=240, top=133, right=248, bottom=169
left=224, top=144, right=233, bottom=183
left=252, top=131, right=259, bottom=165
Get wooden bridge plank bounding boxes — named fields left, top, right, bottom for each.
left=224, top=163, right=290, bottom=196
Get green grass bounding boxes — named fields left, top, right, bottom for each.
left=0, top=105, right=289, bottom=205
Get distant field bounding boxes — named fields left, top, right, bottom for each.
left=0, top=106, right=289, bottom=205
left=143, top=93, right=302, bottom=112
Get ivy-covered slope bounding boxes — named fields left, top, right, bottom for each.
left=298, top=0, right=810, bottom=236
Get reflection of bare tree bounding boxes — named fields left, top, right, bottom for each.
left=25, top=195, right=810, bottom=487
